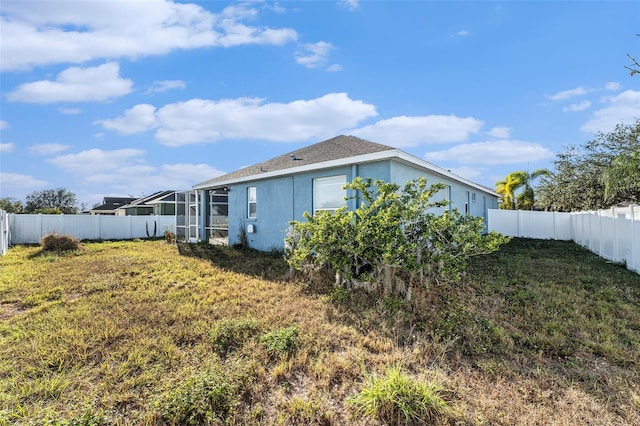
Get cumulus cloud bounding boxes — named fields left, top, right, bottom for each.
left=58, top=108, right=80, bottom=115
left=340, top=0, right=360, bottom=11
left=0, top=143, right=16, bottom=153
left=84, top=163, right=224, bottom=194
left=563, top=100, right=591, bottom=112
left=146, top=80, right=186, bottom=94
left=47, top=148, right=146, bottom=175
left=95, top=104, right=159, bottom=135
left=8, top=62, right=133, bottom=103
left=350, top=115, right=484, bottom=147
left=488, top=127, right=510, bottom=138
left=425, top=140, right=554, bottom=165
left=605, top=82, right=621, bottom=91
left=295, top=41, right=334, bottom=69
left=447, top=166, right=484, bottom=181
left=97, top=92, right=377, bottom=146
left=0, top=172, right=47, bottom=191
left=28, top=144, right=71, bottom=156
left=581, top=89, right=640, bottom=133
left=0, top=0, right=298, bottom=71
left=546, top=86, right=587, bottom=101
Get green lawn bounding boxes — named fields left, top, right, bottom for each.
left=0, top=238, right=638, bottom=425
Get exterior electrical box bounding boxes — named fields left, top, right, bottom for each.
left=247, top=223, right=255, bottom=234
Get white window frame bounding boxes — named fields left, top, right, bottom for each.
left=313, top=175, right=347, bottom=213
left=247, top=186, right=257, bottom=218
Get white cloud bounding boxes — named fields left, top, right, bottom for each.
left=95, top=104, right=159, bottom=135
left=605, top=82, right=621, bottom=91
left=295, top=41, right=334, bottom=69
left=0, top=172, right=47, bottom=191
left=546, top=86, right=587, bottom=101
left=98, top=93, right=377, bottom=146
left=488, top=127, right=510, bottom=138
left=562, top=100, right=591, bottom=112
left=58, top=107, right=81, bottom=115
left=581, top=90, right=640, bottom=133
left=327, top=64, right=343, bottom=72
left=84, top=163, right=224, bottom=194
left=0, top=1, right=298, bottom=71
left=8, top=62, right=133, bottom=103
left=28, top=144, right=71, bottom=156
left=351, top=115, right=484, bottom=147
left=47, top=148, right=146, bottom=175
left=448, top=166, right=484, bottom=181
left=455, top=30, right=471, bottom=37
left=0, top=120, right=7, bottom=130
left=340, top=0, right=360, bottom=11
left=0, top=143, right=16, bottom=153
left=146, top=80, right=186, bottom=94
left=425, top=140, right=554, bottom=165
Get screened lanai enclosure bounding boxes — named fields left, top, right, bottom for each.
left=176, top=189, right=228, bottom=244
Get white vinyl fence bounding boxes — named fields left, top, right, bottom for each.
left=488, top=206, right=640, bottom=275
left=7, top=214, right=176, bottom=245
left=0, top=210, right=9, bottom=256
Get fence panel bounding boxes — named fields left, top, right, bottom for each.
left=8, top=214, right=176, bottom=245
left=489, top=206, right=639, bottom=275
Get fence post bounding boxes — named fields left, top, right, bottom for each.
left=612, top=207, right=618, bottom=261
left=631, top=205, right=638, bottom=273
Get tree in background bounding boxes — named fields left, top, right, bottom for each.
left=24, top=188, right=78, bottom=214
left=0, top=197, right=24, bottom=213
left=537, top=121, right=640, bottom=211
left=495, top=169, right=550, bottom=210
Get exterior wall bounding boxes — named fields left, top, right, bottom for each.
left=389, top=160, right=498, bottom=221
left=224, top=159, right=496, bottom=251
left=227, top=162, right=392, bottom=250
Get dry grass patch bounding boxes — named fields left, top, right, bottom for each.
left=0, top=239, right=638, bottom=425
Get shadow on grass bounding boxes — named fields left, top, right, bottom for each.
left=176, top=242, right=291, bottom=281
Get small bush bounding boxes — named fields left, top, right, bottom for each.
left=159, top=362, right=250, bottom=425
left=208, top=317, right=260, bottom=355
left=40, top=233, right=81, bottom=252
left=261, top=327, right=300, bottom=357
left=348, top=367, right=448, bottom=424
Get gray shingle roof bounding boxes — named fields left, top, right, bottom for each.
left=197, top=135, right=394, bottom=187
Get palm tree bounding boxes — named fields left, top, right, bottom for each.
left=495, top=169, right=551, bottom=210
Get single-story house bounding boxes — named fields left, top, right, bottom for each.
left=89, top=192, right=177, bottom=216
left=187, top=135, right=499, bottom=250
left=118, top=190, right=177, bottom=216
left=89, top=197, right=137, bottom=215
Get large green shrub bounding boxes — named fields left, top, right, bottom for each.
left=285, top=177, right=509, bottom=299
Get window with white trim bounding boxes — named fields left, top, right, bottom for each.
left=313, top=175, right=347, bottom=213
left=247, top=186, right=257, bottom=218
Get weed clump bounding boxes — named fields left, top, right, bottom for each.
left=40, top=233, right=82, bottom=252
left=261, top=326, right=300, bottom=357
left=208, top=317, right=260, bottom=355
left=348, top=367, right=448, bottom=424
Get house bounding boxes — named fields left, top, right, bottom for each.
left=188, top=135, right=499, bottom=250
left=89, top=197, right=137, bottom=215
left=89, top=191, right=177, bottom=216
left=117, top=191, right=177, bottom=216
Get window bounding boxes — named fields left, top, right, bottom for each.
left=472, top=192, right=477, bottom=203
left=247, top=187, right=256, bottom=218
left=313, top=175, right=347, bottom=212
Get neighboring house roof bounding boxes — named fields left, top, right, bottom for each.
left=89, top=197, right=137, bottom=213
left=193, top=135, right=498, bottom=196
left=120, top=190, right=177, bottom=210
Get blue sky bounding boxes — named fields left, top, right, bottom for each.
left=1, top=0, right=639, bottom=209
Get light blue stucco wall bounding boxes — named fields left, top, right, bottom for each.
left=226, top=159, right=496, bottom=251
left=389, top=160, right=498, bottom=221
